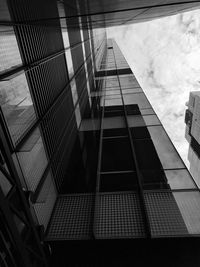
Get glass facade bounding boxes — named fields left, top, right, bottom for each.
left=1, top=1, right=200, bottom=266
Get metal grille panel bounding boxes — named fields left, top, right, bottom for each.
left=46, top=194, right=94, bottom=240
left=95, top=192, right=145, bottom=239
left=144, top=191, right=188, bottom=237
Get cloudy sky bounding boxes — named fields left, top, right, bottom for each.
left=107, top=9, right=200, bottom=168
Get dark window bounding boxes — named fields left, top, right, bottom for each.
left=191, top=137, right=200, bottom=158
left=130, top=127, right=151, bottom=140
left=125, top=104, right=141, bottom=115
left=134, top=139, right=162, bottom=170
left=103, top=128, right=127, bottom=137
left=101, top=137, right=135, bottom=172
left=100, top=171, right=137, bottom=192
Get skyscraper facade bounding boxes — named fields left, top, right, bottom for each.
left=1, top=0, right=200, bottom=266
left=185, top=92, right=200, bottom=187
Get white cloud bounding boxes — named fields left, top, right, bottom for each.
left=107, top=9, right=200, bottom=168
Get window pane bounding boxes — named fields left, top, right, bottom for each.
left=105, top=78, right=119, bottom=88
left=142, top=115, right=161, bottom=126
left=145, top=190, right=200, bottom=236
left=0, top=26, right=22, bottom=72
left=164, top=169, right=196, bottom=189
left=140, top=108, right=155, bottom=115
left=101, top=137, right=134, bottom=172
left=122, top=88, right=142, bottom=94
left=144, top=191, right=188, bottom=237
left=17, top=127, right=48, bottom=191
left=148, top=126, right=185, bottom=169
left=105, top=95, right=121, bottom=100
left=100, top=172, right=137, bottom=192
left=34, top=172, right=57, bottom=230
left=123, top=93, right=151, bottom=109
left=105, top=89, right=120, bottom=96
left=127, top=115, right=145, bottom=127
left=0, top=72, right=36, bottom=144
left=173, top=191, right=200, bottom=234
left=0, top=169, right=12, bottom=196
left=70, top=78, right=78, bottom=105
left=104, top=98, right=122, bottom=107
left=75, top=104, right=81, bottom=129
left=80, top=118, right=100, bottom=131
left=103, top=116, right=125, bottom=129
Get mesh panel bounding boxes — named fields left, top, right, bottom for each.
left=46, top=194, right=94, bottom=240
left=95, top=192, right=145, bottom=239
left=34, top=177, right=57, bottom=231
left=144, top=191, right=188, bottom=237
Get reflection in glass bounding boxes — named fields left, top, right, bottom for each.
left=174, top=191, right=200, bottom=234
left=105, top=89, right=120, bottom=96
left=75, top=104, right=81, bottom=129
left=127, top=115, right=145, bottom=127
left=164, top=169, right=196, bottom=189
left=105, top=77, right=119, bottom=88
left=104, top=98, right=123, bottom=107
left=65, top=49, right=74, bottom=80
left=57, top=2, right=74, bottom=80
left=17, top=127, right=48, bottom=192
left=80, top=118, right=100, bottom=131
left=123, top=93, right=151, bottom=109
left=70, top=78, right=78, bottom=106
left=122, top=88, right=142, bottom=94
left=34, top=171, right=57, bottom=230
left=142, top=115, right=161, bottom=126
left=0, top=73, right=36, bottom=144
left=105, top=95, right=121, bottom=100
left=148, top=126, right=185, bottom=169
left=0, top=26, right=22, bottom=73
left=0, top=169, right=12, bottom=196
left=13, top=213, right=27, bottom=238
left=140, top=108, right=155, bottom=115
left=103, top=116, right=126, bottom=129
left=144, top=191, right=189, bottom=237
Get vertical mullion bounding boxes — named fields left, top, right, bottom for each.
left=92, top=80, right=105, bottom=239
left=113, top=43, right=152, bottom=238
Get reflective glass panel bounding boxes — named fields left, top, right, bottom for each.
left=0, top=72, right=36, bottom=144
left=144, top=190, right=200, bottom=236
left=164, top=169, right=196, bottom=189
left=0, top=26, right=22, bottom=72
left=122, top=88, right=142, bottom=94
left=34, top=171, right=57, bottom=230
left=17, top=127, right=48, bottom=191
left=123, top=93, right=151, bottom=109
left=105, top=90, right=120, bottom=96
left=103, top=116, right=125, bottom=129
left=80, top=118, right=100, bottom=131
left=104, top=98, right=122, bottom=107
left=142, top=115, right=161, bottom=126
left=75, top=104, right=81, bottom=129
left=105, top=95, right=121, bottom=100
left=127, top=115, right=146, bottom=127
left=148, top=126, right=185, bottom=169
left=0, top=169, right=12, bottom=196
left=140, top=108, right=155, bottom=115
left=70, top=78, right=78, bottom=105
left=173, top=191, right=200, bottom=234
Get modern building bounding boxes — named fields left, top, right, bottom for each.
left=1, top=0, right=200, bottom=266
left=185, top=92, right=200, bottom=187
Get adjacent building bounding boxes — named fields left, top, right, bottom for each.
left=185, top=92, right=200, bottom=187
left=1, top=0, right=200, bottom=266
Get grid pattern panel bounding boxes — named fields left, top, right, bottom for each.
left=144, top=192, right=189, bottom=237
left=96, top=192, right=145, bottom=238
left=47, top=194, right=94, bottom=240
